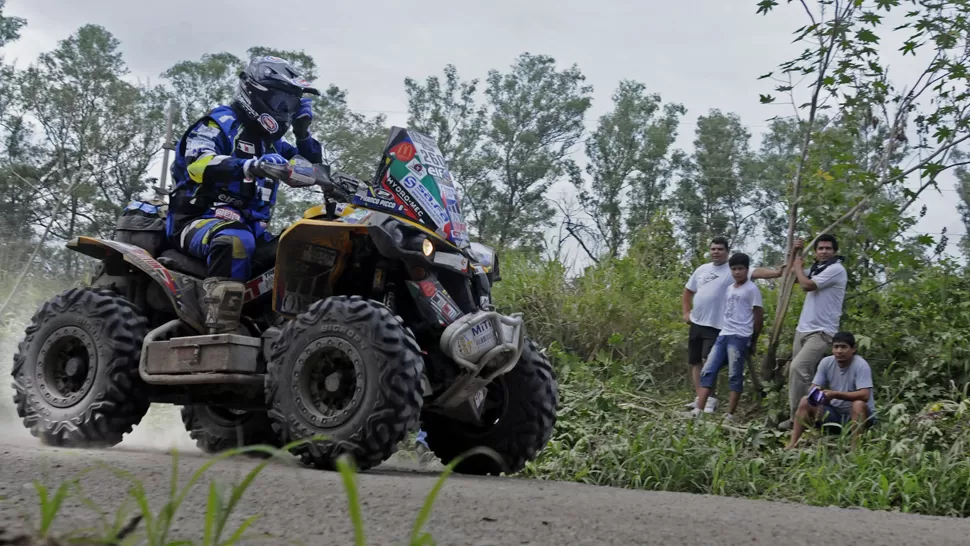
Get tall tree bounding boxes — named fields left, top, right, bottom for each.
left=474, top=53, right=593, bottom=249
left=755, top=0, right=970, bottom=388
left=17, top=24, right=166, bottom=276
left=674, top=109, right=758, bottom=256
left=160, top=52, right=242, bottom=127
left=575, top=80, right=685, bottom=258
left=405, top=64, right=489, bottom=219
left=0, top=0, right=24, bottom=48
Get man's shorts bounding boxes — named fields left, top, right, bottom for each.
left=688, top=323, right=720, bottom=365
left=816, top=403, right=877, bottom=432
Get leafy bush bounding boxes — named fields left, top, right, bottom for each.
left=522, top=344, right=970, bottom=517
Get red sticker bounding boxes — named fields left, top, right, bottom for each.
left=420, top=281, right=436, bottom=297
left=390, top=142, right=416, bottom=162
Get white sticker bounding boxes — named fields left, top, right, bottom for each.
left=405, top=158, right=427, bottom=180
left=409, top=130, right=449, bottom=172
left=400, top=174, right=449, bottom=227
left=433, top=251, right=468, bottom=272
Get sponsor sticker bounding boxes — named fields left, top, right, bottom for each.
left=244, top=269, right=275, bottom=302
left=214, top=208, right=242, bottom=222
left=354, top=192, right=405, bottom=213
left=433, top=251, right=469, bottom=272
left=400, top=174, right=449, bottom=228
left=258, top=114, right=278, bottom=133
left=386, top=177, right=428, bottom=224
left=236, top=140, right=256, bottom=154
left=301, top=243, right=337, bottom=266
left=390, top=141, right=416, bottom=162
left=405, top=159, right=427, bottom=180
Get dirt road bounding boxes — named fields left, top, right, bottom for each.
left=2, top=430, right=969, bottom=546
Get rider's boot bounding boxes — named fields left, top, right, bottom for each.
left=201, top=277, right=245, bottom=334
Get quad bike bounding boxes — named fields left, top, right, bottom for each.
left=9, top=126, right=559, bottom=474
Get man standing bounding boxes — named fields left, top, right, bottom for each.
left=683, top=237, right=777, bottom=412
left=785, top=332, right=875, bottom=450
left=779, top=234, right=848, bottom=430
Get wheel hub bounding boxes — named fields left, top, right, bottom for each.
left=293, top=337, right=366, bottom=428
left=36, top=326, right=97, bottom=409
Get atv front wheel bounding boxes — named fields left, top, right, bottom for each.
left=265, top=295, right=424, bottom=471
left=11, top=287, right=151, bottom=447
left=423, top=339, right=558, bottom=475
left=181, top=405, right=281, bottom=454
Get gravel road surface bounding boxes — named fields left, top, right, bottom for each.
left=1, top=426, right=969, bottom=546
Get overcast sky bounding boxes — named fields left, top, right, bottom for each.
left=3, top=0, right=965, bottom=263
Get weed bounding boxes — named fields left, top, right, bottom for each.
left=3, top=438, right=500, bottom=546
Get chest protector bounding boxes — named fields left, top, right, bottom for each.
left=169, top=105, right=281, bottom=230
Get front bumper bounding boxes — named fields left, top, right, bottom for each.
left=439, top=309, right=525, bottom=381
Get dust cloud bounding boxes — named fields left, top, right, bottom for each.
left=0, top=294, right=198, bottom=453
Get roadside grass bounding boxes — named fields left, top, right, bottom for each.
left=1, top=437, right=495, bottom=546
left=521, top=342, right=970, bottom=517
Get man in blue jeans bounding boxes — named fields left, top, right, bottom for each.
left=692, top=253, right=764, bottom=422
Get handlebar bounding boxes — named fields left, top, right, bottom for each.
left=258, top=155, right=361, bottom=203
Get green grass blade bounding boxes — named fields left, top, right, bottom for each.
left=213, top=461, right=271, bottom=544
left=203, top=480, right=220, bottom=546
left=219, top=514, right=262, bottom=546
left=409, top=447, right=502, bottom=545
left=36, top=478, right=74, bottom=537
left=335, top=455, right=366, bottom=546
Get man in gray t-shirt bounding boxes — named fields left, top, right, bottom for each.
left=785, top=331, right=876, bottom=450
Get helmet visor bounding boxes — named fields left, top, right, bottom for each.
left=266, top=91, right=301, bottom=117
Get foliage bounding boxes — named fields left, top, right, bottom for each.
left=4, top=440, right=489, bottom=545
left=522, top=342, right=970, bottom=517
left=574, top=80, right=686, bottom=258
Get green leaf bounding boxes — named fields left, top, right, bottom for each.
left=336, top=455, right=366, bottom=546
left=756, top=0, right=778, bottom=15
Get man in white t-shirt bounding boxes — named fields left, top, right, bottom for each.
left=779, top=234, right=848, bottom=430
left=692, top=252, right=764, bottom=421
left=683, top=237, right=780, bottom=412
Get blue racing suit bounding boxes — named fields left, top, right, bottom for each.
left=166, top=105, right=323, bottom=280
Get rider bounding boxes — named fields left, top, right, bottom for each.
left=166, top=56, right=324, bottom=333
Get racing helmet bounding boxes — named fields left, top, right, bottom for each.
left=233, top=56, right=320, bottom=139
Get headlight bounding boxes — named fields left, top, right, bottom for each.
left=422, top=238, right=435, bottom=257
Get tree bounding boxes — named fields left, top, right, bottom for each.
left=17, top=24, right=165, bottom=277
left=160, top=52, right=242, bottom=127
left=755, top=0, right=970, bottom=389
left=674, top=110, right=758, bottom=257
left=405, top=64, right=489, bottom=225
left=476, top=53, right=593, bottom=249
left=574, top=80, right=685, bottom=258
left=0, top=0, right=24, bottom=48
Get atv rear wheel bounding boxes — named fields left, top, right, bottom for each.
left=423, top=339, right=558, bottom=475
left=181, top=405, right=281, bottom=454
left=11, top=287, right=151, bottom=447
left=265, top=295, right=424, bottom=471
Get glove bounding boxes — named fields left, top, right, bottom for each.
left=292, top=97, right=313, bottom=140
left=244, top=153, right=288, bottom=179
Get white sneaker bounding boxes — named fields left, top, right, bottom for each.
left=704, top=397, right=719, bottom=414
left=724, top=413, right=735, bottom=423
left=690, top=408, right=703, bottom=419
left=686, top=397, right=699, bottom=409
